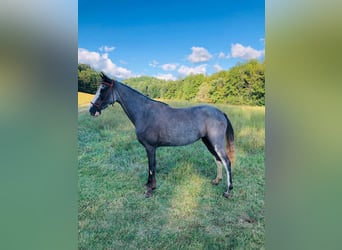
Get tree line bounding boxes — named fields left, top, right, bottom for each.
left=78, top=60, right=265, bottom=106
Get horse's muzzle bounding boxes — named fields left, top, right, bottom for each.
left=89, top=105, right=101, bottom=116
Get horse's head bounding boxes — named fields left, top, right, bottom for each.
left=89, top=72, right=117, bottom=116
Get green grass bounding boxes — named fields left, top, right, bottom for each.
left=78, top=101, right=265, bottom=249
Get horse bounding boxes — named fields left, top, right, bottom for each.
left=89, top=72, right=235, bottom=198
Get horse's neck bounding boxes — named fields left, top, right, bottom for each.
left=115, top=82, right=150, bottom=126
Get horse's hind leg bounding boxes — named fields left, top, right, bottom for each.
left=215, top=147, right=233, bottom=198
left=207, top=137, right=233, bottom=198
left=213, top=160, right=223, bottom=185
left=202, top=137, right=223, bottom=185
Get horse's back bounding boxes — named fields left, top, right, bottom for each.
left=182, top=105, right=227, bottom=125
left=160, top=104, right=227, bottom=132
left=137, top=104, right=227, bottom=147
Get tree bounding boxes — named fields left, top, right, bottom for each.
left=78, top=60, right=265, bottom=105
left=78, top=64, right=101, bottom=94
left=196, top=81, right=211, bottom=103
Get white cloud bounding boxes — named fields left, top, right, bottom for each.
left=149, top=60, right=159, bottom=68
left=161, top=63, right=178, bottom=71
left=218, top=52, right=226, bottom=59
left=230, top=43, right=264, bottom=60
left=213, top=64, right=223, bottom=72
left=178, top=64, right=207, bottom=77
left=218, top=51, right=230, bottom=59
left=155, top=73, right=177, bottom=81
left=187, top=47, right=212, bottom=63
left=99, top=45, right=115, bottom=52
left=78, top=48, right=133, bottom=79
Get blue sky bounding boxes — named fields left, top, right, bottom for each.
left=78, top=0, right=264, bottom=80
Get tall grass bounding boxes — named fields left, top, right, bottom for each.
left=78, top=100, right=265, bottom=249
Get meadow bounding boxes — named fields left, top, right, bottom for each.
left=78, top=93, right=265, bottom=249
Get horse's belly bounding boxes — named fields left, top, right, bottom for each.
left=158, top=125, right=203, bottom=146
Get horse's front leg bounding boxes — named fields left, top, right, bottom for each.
left=144, top=145, right=156, bottom=198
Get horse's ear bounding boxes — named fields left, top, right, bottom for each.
left=100, top=72, right=107, bottom=80
left=100, top=72, right=113, bottom=82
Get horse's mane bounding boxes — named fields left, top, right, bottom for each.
left=122, top=82, right=169, bottom=106
left=100, top=72, right=169, bottom=106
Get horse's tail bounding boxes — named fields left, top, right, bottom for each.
left=224, top=113, right=235, bottom=167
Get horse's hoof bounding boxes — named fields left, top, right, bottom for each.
left=145, top=189, right=153, bottom=198
left=211, top=178, right=221, bottom=185
left=145, top=183, right=157, bottom=190
left=223, top=191, right=231, bottom=198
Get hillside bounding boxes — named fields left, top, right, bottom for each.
left=78, top=92, right=94, bottom=108
left=78, top=60, right=265, bottom=106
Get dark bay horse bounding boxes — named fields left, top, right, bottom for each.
left=89, top=72, right=235, bottom=198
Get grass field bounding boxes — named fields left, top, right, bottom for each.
left=78, top=95, right=265, bottom=249
left=78, top=92, right=94, bottom=112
